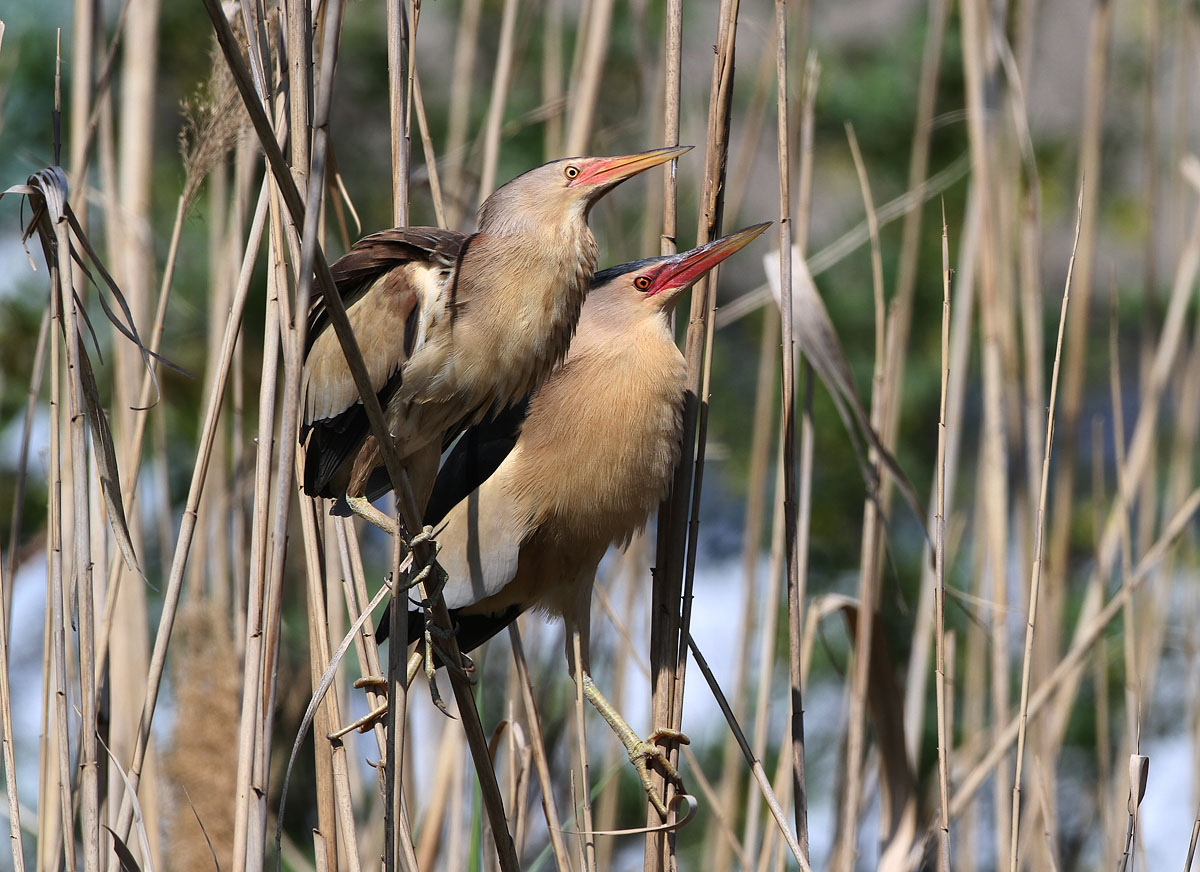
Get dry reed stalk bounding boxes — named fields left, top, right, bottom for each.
left=754, top=739, right=792, bottom=872
left=285, top=6, right=374, bottom=867
left=1008, top=187, right=1080, bottom=872
left=444, top=0, right=482, bottom=225
left=67, top=0, right=94, bottom=187
left=957, top=2, right=1013, bottom=864
left=95, top=61, right=246, bottom=686
left=714, top=152, right=972, bottom=330
left=645, top=4, right=683, bottom=853
left=772, top=4, right=809, bottom=864
left=297, top=501, right=346, bottom=872
left=645, top=5, right=741, bottom=868
left=722, top=44, right=778, bottom=226
left=1106, top=295, right=1142, bottom=758
left=570, top=631, right=597, bottom=872
left=509, top=624, right=573, bottom=872
left=1038, top=188, right=1200, bottom=766
left=107, top=11, right=162, bottom=855
left=787, top=49, right=819, bottom=869
left=113, top=174, right=268, bottom=869
left=47, top=184, right=77, bottom=872
left=588, top=577, right=750, bottom=868
left=411, top=68, right=448, bottom=227
left=564, top=0, right=613, bottom=155
left=832, top=124, right=885, bottom=872
left=478, top=0, right=520, bottom=206
left=0, top=500, right=25, bottom=872
left=387, top=0, right=408, bottom=224
left=1044, top=0, right=1111, bottom=629
left=54, top=182, right=100, bottom=872
left=891, top=0, right=948, bottom=766
left=414, top=725, right=462, bottom=870
left=906, top=187, right=982, bottom=793
left=233, top=201, right=286, bottom=872
left=659, top=0, right=680, bottom=259
left=932, top=203, right=952, bottom=871
left=1137, top=0, right=1163, bottom=562
left=592, top=549, right=642, bottom=864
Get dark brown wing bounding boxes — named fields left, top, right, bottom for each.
left=301, top=227, right=466, bottom=496
left=305, top=227, right=465, bottom=357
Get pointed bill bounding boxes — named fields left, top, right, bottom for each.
left=649, top=222, right=773, bottom=302
left=572, top=145, right=693, bottom=189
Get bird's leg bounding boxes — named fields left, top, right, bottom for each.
left=564, top=595, right=688, bottom=819
left=579, top=672, right=689, bottom=818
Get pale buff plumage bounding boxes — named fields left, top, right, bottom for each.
left=299, top=147, right=690, bottom=521
left=433, top=282, right=686, bottom=619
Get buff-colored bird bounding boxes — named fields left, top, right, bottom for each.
left=300, top=147, right=690, bottom=532
left=406, top=224, right=771, bottom=815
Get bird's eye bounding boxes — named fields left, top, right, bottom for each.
left=564, top=165, right=580, bottom=180
left=634, top=276, right=652, bottom=291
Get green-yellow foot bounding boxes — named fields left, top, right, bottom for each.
left=581, top=673, right=690, bottom=818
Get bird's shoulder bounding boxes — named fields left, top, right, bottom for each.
left=329, top=227, right=465, bottom=287
left=306, top=227, right=467, bottom=350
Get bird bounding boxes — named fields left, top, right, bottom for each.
left=402, top=223, right=771, bottom=816
left=299, top=147, right=692, bottom=534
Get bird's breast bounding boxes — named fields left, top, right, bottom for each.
left=509, top=343, right=687, bottom=548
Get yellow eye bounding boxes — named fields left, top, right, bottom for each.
left=564, top=165, right=580, bottom=180
left=634, top=276, right=652, bottom=291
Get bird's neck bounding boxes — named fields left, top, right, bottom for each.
left=453, top=220, right=596, bottom=408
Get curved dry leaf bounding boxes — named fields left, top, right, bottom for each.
left=764, top=246, right=931, bottom=546
left=78, top=351, right=143, bottom=580
left=5, top=169, right=145, bottom=579
left=104, top=826, right=144, bottom=872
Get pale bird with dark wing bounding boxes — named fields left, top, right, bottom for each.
left=300, top=147, right=691, bottom=532
left=403, top=224, right=771, bottom=816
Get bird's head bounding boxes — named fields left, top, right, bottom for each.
left=590, top=222, right=772, bottom=317
left=477, top=146, right=693, bottom=234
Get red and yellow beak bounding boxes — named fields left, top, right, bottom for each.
left=646, top=222, right=772, bottom=303
left=571, top=145, right=693, bottom=191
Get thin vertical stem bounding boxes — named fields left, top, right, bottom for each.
left=57, top=210, right=99, bottom=872
left=660, top=0, right=681, bottom=257
left=789, top=45, right=818, bottom=865
left=564, top=0, right=614, bottom=155
left=444, top=0, right=482, bottom=226
left=478, top=0, right=519, bottom=206
left=0, top=539, right=24, bottom=872
left=934, top=203, right=953, bottom=871
left=47, top=249, right=76, bottom=872
left=665, top=0, right=742, bottom=839
left=773, top=0, right=806, bottom=859
left=387, top=0, right=408, bottom=225
left=1009, top=188, right=1082, bottom=872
